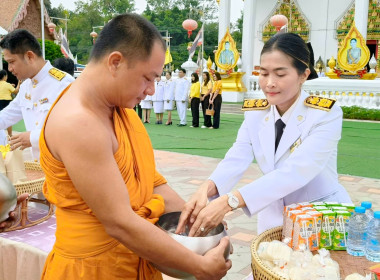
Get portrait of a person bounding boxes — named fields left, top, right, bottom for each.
left=218, top=41, right=235, bottom=65
left=347, top=38, right=361, bottom=64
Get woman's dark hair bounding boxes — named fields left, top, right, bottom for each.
left=203, top=71, right=210, bottom=86
left=165, top=71, right=172, bottom=76
left=191, top=72, right=199, bottom=83
left=261, top=33, right=318, bottom=80
left=0, top=70, right=7, bottom=80
left=350, top=38, right=357, bottom=43
left=214, top=72, right=221, bottom=81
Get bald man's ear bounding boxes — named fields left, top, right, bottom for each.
left=107, top=51, right=124, bottom=76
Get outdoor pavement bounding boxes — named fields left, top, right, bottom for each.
left=155, top=150, right=380, bottom=280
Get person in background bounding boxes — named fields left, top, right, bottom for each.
left=209, top=72, right=223, bottom=129
left=163, top=71, right=174, bottom=125
left=174, top=68, right=190, bottom=126
left=176, top=32, right=351, bottom=237
left=152, top=75, right=164, bottom=124
left=140, top=91, right=152, bottom=123
left=52, top=57, right=75, bottom=77
left=189, top=72, right=200, bottom=128
left=200, top=71, right=212, bottom=128
left=0, top=69, right=20, bottom=137
left=0, top=29, right=74, bottom=161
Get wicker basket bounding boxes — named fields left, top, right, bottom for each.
left=251, top=226, right=375, bottom=280
left=4, top=161, right=54, bottom=232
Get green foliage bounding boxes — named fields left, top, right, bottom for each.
left=143, top=0, right=219, bottom=69
left=38, top=39, right=63, bottom=62
left=342, top=106, right=380, bottom=121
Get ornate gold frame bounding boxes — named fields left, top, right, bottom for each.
left=337, top=21, right=370, bottom=73
left=215, top=28, right=240, bottom=71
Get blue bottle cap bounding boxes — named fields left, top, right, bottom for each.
left=374, top=211, right=380, bottom=219
left=355, top=206, right=366, bottom=213
left=361, top=201, right=372, bottom=209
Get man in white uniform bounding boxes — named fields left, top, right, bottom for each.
left=0, top=29, right=74, bottom=161
left=174, top=68, right=190, bottom=126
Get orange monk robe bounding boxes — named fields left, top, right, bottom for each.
left=39, top=88, right=167, bottom=280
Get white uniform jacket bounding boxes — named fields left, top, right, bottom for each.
left=152, top=80, right=165, bottom=102
left=174, top=77, right=190, bottom=101
left=163, top=79, right=174, bottom=101
left=209, top=90, right=351, bottom=233
left=0, top=61, right=74, bottom=160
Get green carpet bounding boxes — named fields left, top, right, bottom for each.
left=13, top=111, right=380, bottom=179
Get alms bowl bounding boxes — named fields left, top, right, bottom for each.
left=152, top=211, right=230, bottom=279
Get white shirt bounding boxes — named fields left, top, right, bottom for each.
left=0, top=61, right=74, bottom=160
left=174, top=77, right=190, bottom=101
left=163, top=79, right=174, bottom=101
left=209, top=90, right=351, bottom=233
left=152, top=80, right=165, bottom=102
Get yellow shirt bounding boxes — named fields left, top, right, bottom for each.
left=189, top=81, right=200, bottom=98
left=212, top=80, right=223, bottom=95
left=201, top=80, right=212, bottom=95
left=0, top=81, right=15, bottom=100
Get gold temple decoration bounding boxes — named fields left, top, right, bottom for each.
left=215, top=28, right=240, bottom=71
left=262, top=0, right=310, bottom=43
left=207, top=56, right=213, bottom=70
left=326, top=22, right=377, bottom=80
left=336, top=0, right=380, bottom=41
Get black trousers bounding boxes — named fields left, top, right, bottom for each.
left=212, top=94, right=222, bottom=129
left=190, top=97, right=200, bottom=127
left=134, top=104, right=142, bottom=119
left=201, top=95, right=212, bottom=127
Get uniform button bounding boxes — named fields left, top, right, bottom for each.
left=35, top=122, right=38, bottom=126
left=34, top=159, right=38, bottom=162
left=33, top=85, right=36, bottom=88
left=34, top=103, right=37, bottom=107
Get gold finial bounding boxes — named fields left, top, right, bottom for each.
left=216, top=0, right=220, bottom=4
left=207, top=56, right=213, bottom=70
left=328, top=56, right=336, bottom=73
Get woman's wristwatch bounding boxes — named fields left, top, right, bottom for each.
left=227, top=192, right=239, bottom=210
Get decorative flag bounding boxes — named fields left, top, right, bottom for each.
left=59, top=28, right=74, bottom=60
left=189, top=24, right=203, bottom=59
left=164, top=47, right=173, bottom=65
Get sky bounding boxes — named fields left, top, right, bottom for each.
left=49, top=0, right=244, bottom=24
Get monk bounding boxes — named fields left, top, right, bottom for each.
left=38, top=13, right=231, bottom=280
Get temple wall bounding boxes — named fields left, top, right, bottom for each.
left=251, top=0, right=353, bottom=67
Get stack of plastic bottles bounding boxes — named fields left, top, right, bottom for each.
left=347, top=201, right=380, bottom=262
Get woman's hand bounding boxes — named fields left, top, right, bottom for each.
left=176, top=181, right=212, bottom=235
left=188, top=195, right=231, bottom=237
left=0, top=193, right=29, bottom=232
left=209, top=99, right=214, bottom=104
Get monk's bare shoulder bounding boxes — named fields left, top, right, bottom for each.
left=45, top=91, right=115, bottom=161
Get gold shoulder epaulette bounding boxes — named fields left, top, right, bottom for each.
left=49, top=68, right=66, bottom=81
left=242, top=99, right=270, bottom=111
left=304, top=96, right=336, bottom=111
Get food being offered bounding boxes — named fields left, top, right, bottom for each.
left=0, top=173, right=17, bottom=222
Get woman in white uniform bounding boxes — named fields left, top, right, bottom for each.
left=152, top=76, right=165, bottom=124
left=176, top=33, right=352, bottom=236
left=140, top=91, right=152, bottom=123
left=163, top=72, right=174, bottom=125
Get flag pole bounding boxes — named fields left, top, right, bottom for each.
left=40, top=0, right=45, bottom=59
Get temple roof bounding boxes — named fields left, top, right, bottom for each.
left=0, top=0, right=52, bottom=33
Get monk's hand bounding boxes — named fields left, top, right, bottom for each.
left=175, top=182, right=210, bottom=235
left=189, top=195, right=230, bottom=237
left=0, top=193, right=29, bottom=232
left=9, top=132, right=32, bottom=150
left=195, top=236, right=232, bottom=280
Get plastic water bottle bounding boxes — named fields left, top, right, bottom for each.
left=347, top=206, right=370, bottom=256
left=361, top=201, right=374, bottom=220
left=365, top=211, right=380, bottom=262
